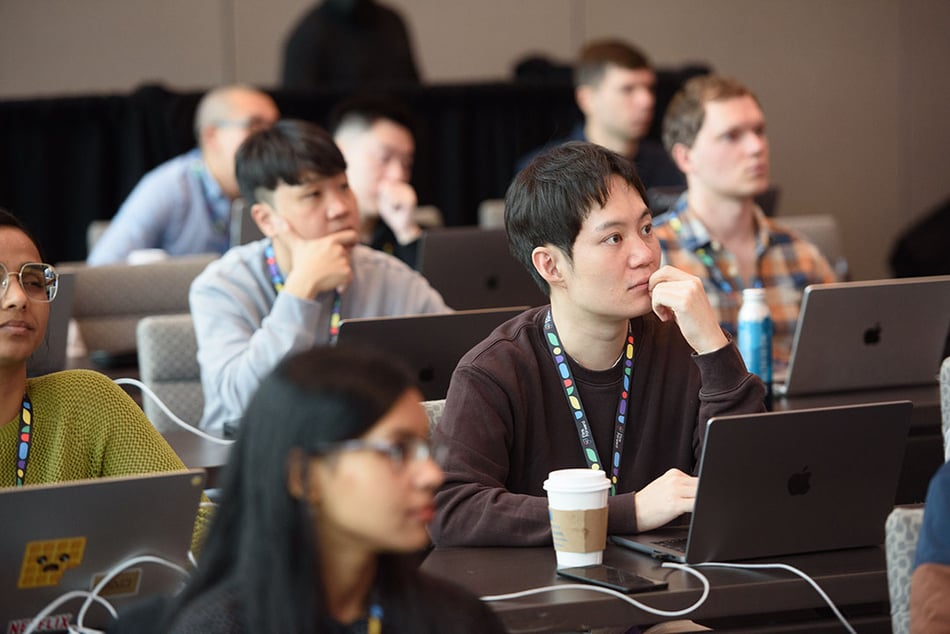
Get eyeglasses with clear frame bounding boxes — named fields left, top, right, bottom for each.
left=314, top=436, right=444, bottom=469
left=0, top=262, right=59, bottom=303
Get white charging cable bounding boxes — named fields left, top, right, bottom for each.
left=75, top=554, right=190, bottom=627
left=113, top=378, right=233, bottom=445
left=481, top=561, right=710, bottom=618
left=481, top=560, right=856, bottom=632
left=23, top=554, right=191, bottom=634
left=693, top=561, right=857, bottom=634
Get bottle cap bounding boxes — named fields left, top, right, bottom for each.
left=741, top=288, right=766, bottom=299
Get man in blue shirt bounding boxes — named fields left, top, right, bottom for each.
left=516, top=39, right=684, bottom=191
left=87, top=85, right=280, bottom=265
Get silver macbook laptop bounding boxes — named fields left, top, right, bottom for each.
left=775, top=275, right=950, bottom=396
left=336, top=307, right=525, bottom=400
left=611, top=401, right=911, bottom=563
left=418, top=227, right=548, bottom=310
left=26, top=272, right=76, bottom=377
left=0, top=469, right=205, bottom=631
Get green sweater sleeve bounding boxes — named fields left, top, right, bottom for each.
left=3, top=370, right=212, bottom=551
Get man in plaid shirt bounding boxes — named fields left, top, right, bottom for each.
left=653, top=75, right=837, bottom=371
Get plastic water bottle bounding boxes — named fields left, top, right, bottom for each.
left=737, top=288, right=773, bottom=386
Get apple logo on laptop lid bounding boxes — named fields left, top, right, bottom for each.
left=787, top=467, right=812, bottom=496
left=863, top=322, right=882, bottom=345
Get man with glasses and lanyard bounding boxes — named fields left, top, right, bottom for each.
left=430, top=142, right=764, bottom=546
left=87, top=85, right=279, bottom=265
left=189, top=120, right=448, bottom=437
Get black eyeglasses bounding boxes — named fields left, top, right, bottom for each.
left=1, top=262, right=58, bottom=303
left=314, top=436, right=442, bottom=469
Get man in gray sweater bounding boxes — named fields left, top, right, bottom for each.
left=190, top=120, right=448, bottom=436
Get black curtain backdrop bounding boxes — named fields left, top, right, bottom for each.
left=0, top=68, right=706, bottom=264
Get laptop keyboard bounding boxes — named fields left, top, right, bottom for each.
left=654, top=537, right=688, bottom=553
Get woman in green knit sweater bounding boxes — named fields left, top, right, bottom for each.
left=0, top=208, right=209, bottom=545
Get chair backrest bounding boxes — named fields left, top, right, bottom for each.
left=776, top=213, right=849, bottom=280
left=422, top=399, right=445, bottom=434
left=58, top=254, right=216, bottom=357
left=478, top=199, right=505, bottom=229
left=884, top=358, right=950, bottom=633
left=26, top=272, right=76, bottom=376
left=415, top=205, right=444, bottom=229
left=942, top=356, right=950, bottom=460
left=86, top=219, right=111, bottom=254
left=136, top=313, right=204, bottom=433
left=885, top=506, right=926, bottom=634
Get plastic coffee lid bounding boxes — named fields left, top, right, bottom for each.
left=542, top=468, right=611, bottom=492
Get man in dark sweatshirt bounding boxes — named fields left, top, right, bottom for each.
left=431, top=141, right=765, bottom=546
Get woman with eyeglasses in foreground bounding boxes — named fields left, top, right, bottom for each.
left=139, top=345, right=506, bottom=633
left=0, top=209, right=209, bottom=541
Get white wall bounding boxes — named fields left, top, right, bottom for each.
left=2, top=0, right=948, bottom=280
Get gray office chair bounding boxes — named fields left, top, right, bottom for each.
left=478, top=199, right=505, bottom=230
left=885, top=356, right=950, bottom=634
left=86, top=219, right=112, bottom=254
left=58, top=253, right=216, bottom=358
left=415, top=205, right=445, bottom=229
left=136, top=313, right=204, bottom=433
left=886, top=506, right=926, bottom=634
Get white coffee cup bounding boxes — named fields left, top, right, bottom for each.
left=543, top=468, right=611, bottom=568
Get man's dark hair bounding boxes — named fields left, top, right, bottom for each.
left=327, top=94, right=416, bottom=138
left=505, top=141, right=647, bottom=294
left=235, top=119, right=347, bottom=205
left=574, top=39, right=652, bottom=88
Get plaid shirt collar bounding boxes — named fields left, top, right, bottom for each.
left=663, top=193, right=780, bottom=259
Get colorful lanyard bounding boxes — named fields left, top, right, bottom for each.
left=543, top=310, right=633, bottom=495
left=191, top=161, right=229, bottom=237
left=666, top=212, right=763, bottom=295
left=367, top=602, right=383, bottom=634
left=16, top=394, right=33, bottom=486
left=264, top=242, right=342, bottom=344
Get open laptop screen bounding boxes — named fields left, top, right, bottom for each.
left=418, top=227, right=547, bottom=310
left=0, top=470, right=205, bottom=631
left=777, top=275, right=950, bottom=396
left=337, top=307, right=526, bottom=400
left=612, top=401, right=911, bottom=563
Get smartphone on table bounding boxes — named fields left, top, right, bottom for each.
left=556, top=564, right=668, bottom=593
